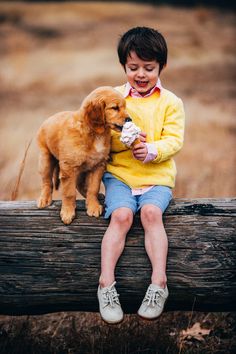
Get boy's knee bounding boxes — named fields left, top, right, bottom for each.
left=111, top=208, right=133, bottom=228
left=141, top=205, right=163, bottom=225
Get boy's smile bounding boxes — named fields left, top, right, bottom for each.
left=125, top=51, right=160, bottom=96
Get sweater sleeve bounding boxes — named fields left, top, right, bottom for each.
left=153, top=97, right=185, bottom=163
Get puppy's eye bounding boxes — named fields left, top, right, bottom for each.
left=111, top=106, right=119, bottom=111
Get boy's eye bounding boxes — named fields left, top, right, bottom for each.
left=111, top=106, right=119, bottom=111
left=128, top=67, right=154, bottom=72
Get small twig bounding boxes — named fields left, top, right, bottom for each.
left=11, top=139, right=32, bottom=201
left=188, top=296, right=197, bottom=329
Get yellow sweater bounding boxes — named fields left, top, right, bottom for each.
left=106, top=85, right=185, bottom=188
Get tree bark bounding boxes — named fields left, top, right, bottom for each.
left=0, top=197, right=235, bottom=315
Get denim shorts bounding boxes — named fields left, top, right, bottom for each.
left=102, top=172, right=172, bottom=219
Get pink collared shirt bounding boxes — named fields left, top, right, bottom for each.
left=123, top=79, right=162, bottom=98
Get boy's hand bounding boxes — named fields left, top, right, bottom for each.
left=132, top=132, right=148, bottom=161
left=138, top=132, right=147, bottom=143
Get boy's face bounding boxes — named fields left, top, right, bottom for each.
left=125, top=51, right=160, bottom=96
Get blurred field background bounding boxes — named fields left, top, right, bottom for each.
left=0, top=1, right=235, bottom=201
left=0, top=1, right=235, bottom=353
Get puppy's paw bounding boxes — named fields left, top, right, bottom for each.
left=60, top=207, right=75, bottom=225
left=86, top=202, right=103, bottom=217
left=37, top=195, right=52, bottom=209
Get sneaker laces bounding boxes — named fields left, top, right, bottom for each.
left=101, top=282, right=120, bottom=308
left=143, top=286, right=165, bottom=309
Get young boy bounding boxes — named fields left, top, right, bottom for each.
left=97, top=27, right=185, bottom=323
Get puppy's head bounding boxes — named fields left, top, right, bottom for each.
left=82, top=86, right=130, bottom=134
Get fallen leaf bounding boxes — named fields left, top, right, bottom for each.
left=180, top=322, right=211, bottom=342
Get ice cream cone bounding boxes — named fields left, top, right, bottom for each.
left=131, top=137, right=141, bottom=148
left=120, top=121, right=141, bottom=148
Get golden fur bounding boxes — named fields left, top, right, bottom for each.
left=37, top=86, right=129, bottom=224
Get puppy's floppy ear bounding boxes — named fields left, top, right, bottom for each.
left=84, top=98, right=106, bottom=134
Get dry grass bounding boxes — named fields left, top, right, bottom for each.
left=0, top=2, right=235, bottom=354
left=0, top=311, right=235, bottom=354
left=10, top=138, right=32, bottom=200
left=0, top=1, right=235, bottom=200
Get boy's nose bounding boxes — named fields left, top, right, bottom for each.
left=137, top=68, right=145, bottom=77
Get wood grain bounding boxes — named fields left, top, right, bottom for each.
left=0, top=198, right=235, bottom=314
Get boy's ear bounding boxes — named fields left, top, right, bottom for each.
left=161, top=63, right=167, bottom=73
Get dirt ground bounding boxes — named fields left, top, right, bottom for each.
left=0, top=311, right=236, bottom=354
left=0, top=1, right=235, bottom=353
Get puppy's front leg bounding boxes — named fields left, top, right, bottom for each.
left=86, top=163, right=105, bottom=217
left=60, top=163, right=76, bottom=225
left=37, top=149, right=55, bottom=209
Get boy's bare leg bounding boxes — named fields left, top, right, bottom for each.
left=99, top=207, right=133, bottom=287
left=140, top=204, right=168, bottom=288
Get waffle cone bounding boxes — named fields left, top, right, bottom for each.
left=131, top=137, right=141, bottom=148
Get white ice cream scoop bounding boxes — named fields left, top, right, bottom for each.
left=120, top=121, right=141, bottom=147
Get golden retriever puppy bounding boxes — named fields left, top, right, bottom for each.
left=37, top=86, right=130, bottom=224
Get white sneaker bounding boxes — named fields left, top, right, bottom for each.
left=138, top=284, right=169, bottom=320
left=97, top=281, right=124, bottom=324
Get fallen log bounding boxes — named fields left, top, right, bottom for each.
left=0, top=197, right=235, bottom=315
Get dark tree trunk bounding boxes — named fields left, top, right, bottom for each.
left=0, top=198, right=235, bottom=315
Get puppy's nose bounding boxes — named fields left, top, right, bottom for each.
left=125, top=117, right=132, bottom=123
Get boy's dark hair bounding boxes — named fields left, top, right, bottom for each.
left=117, top=26, right=167, bottom=73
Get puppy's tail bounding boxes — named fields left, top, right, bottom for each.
left=53, top=161, right=60, bottom=190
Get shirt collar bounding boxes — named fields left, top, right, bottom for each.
left=123, top=79, right=162, bottom=98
